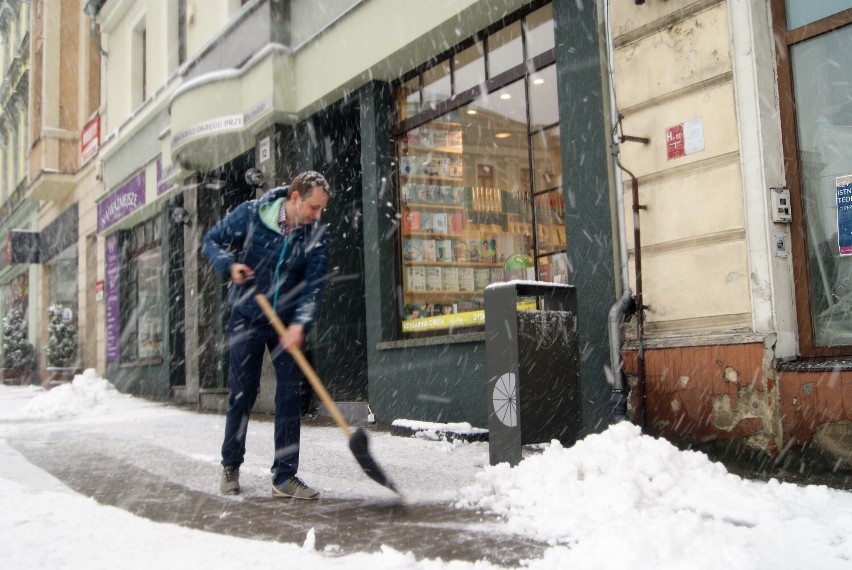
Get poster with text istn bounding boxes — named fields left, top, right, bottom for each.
left=838, top=174, right=852, bottom=256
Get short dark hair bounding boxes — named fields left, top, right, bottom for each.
left=290, top=171, right=331, bottom=199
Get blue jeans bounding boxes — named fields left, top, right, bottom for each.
left=221, top=310, right=302, bottom=485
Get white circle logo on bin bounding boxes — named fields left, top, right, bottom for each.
left=492, top=372, right=518, bottom=427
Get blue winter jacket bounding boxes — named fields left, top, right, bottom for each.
left=202, top=185, right=330, bottom=332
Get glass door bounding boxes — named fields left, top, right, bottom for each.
left=775, top=0, right=852, bottom=354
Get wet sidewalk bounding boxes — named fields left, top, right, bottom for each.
left=9, top=428, right=546, bottom=566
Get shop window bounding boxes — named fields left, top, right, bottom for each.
left=422, top=60, right=452, bottom=111
left=775, top=1, right=852, bottom=354
left=487, top=21, right=523, bottom=79
left=397, top=76, right=420, bottom=122
left=784, top=0, right=852, bottom=29
left=524, top=4, right=555, bottom=60
left=454, top=41, right=485, bottom=95
left=396, top=3, right=560, bottom=336
left=46, top=246, right=79, bottom=362
left=121, top=218, right=163, bottom=362
left=790, top=25, right=852, bottom=347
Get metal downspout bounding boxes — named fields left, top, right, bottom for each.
left=600, top=0, right=635, bottom=423
left=613, top=153, right=648, bottom=429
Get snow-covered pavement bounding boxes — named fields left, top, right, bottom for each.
left=2, top=370, right=852, bottom=569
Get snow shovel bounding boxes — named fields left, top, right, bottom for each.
left=252, top=290, right=399, bottom=494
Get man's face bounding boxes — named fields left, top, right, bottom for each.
left=292, top=188, right=329, bottom=225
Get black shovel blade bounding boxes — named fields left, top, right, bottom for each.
left=349, top=427, right=399, bottom=494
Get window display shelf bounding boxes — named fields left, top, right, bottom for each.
left=404, top=291, right=484, bottom=303
left=404, top=174, right=464, bottom=184
left=403, top=202, right=465, bottom=210
left=402, top=261, right=502, bottom=268
left=405, top=144, right=463, bottom=155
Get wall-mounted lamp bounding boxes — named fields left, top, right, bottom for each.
left=171, top=207, right=192, bottom=226
left=245, top=168, right=265, bottom=188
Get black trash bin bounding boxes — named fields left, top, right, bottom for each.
left=484, top=282, right=581, bottom=466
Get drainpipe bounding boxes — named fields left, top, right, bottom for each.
left=612, top=143, right=648, bottom=429
left=84, top=1, right=108, bottom=57
left=599, top=0, right=634, bottom=424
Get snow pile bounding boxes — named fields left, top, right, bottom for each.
left=21, top=369, right=125, bottom=420
left=457, top=421, right=852, bottom=569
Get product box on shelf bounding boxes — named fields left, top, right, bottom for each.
left=403, top=211, right=421, bottom=233
left=459, top=267, right=475, bottom=291
left=467, top=240, right=481, bottom=262
left=432, top=213, right=448, bottom=234
left=441, top=267, right=460, bottom=291
left=425, top=267, right=443, bottom=291
left=450, top=212, right=464, bottom=233
left=403, top=239, right=423, bottom=262
left=436, top=239, right=453, bottom=262
left=422, top=239, right=437, bottom=262
left=474, top=268, right=491, bottom=290
left=420, top=212, right=434, bottom=233
left=406, top=266, right=426, bottom=291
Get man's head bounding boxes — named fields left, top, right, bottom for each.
left=287, top=171, right=331, bottom=225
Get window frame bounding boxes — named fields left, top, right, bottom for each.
left=393, top=0, right=558, bottom=338
left=119, top=218, right=163, bottom=364
left=772, top=1, right=852, bottom=357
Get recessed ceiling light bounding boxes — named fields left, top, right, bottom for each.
left=533, top=78, right=545, bottom=85
left=467, top=109, right=477, bottom=115
left=500, top=93, right=512, bottom=100
left=495, top=132, right=511, bottom=139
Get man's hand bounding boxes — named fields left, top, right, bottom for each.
left=279, top=324, right=305, bottom=351
left=231, top=263, right=254, bottom=284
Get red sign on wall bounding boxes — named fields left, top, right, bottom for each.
left=666, top=124, right=685, bottom=160
left=666, top=118, right=705, bottom=161
left=81, top=115, right=100, bottom=164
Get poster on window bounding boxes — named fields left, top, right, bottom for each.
left=105, top=234, right=120, bottom=362
left=838, top=174, right=852, bottom=256
left=136, top=250, right=163, bottom=359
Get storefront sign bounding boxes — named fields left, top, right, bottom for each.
left=666, top=118, right=705, bottom=160
left=81, top=115, right=100, bottom=164
left=838, top=174, right=852, bottom=256
left=105, top=234, right=120, bottom=362
left=401, top=299, right=536, bottom=333
left=157, top=158, right=177, bottom=195
left=172, top=114, right=244, bottom=148
left=98, top=171, right=145, bottom=232
left=243, top=96, right=273, bottom=127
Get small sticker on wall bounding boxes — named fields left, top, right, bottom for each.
left=666, top=118, right=705, bottom=160
left=258, top=136, right=271, bottom=163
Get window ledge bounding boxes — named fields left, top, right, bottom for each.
left=378, top=332, right=485, bottom=350
left=779, top=358, right=852, bottom=372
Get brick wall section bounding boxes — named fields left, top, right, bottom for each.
left=623, top=342, right=780, bottom=452
left=779, top=368, right=852, bottom=446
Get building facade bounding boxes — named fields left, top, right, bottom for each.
left=0, top=0, right=36, bottom=378
left=75, top=0, right=852, bottom=468
left=613, top=0, right=852, bottom=468
left=18, top=0, right=103, bottom=385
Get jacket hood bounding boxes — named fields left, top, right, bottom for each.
left=259, top=185, right=289, bottom=204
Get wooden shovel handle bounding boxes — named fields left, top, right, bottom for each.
left=253, top=293, right=352, bottom=439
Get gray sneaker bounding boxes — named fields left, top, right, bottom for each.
left=220, top=466, right=240, bottom=495
left=271, top=476, right=319, bottom=500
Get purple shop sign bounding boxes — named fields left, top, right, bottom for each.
left=98, top=171, right=145, bottom=233
left=157, top=158, right=176, bottom=195
left=105, top=233, right=120, bottom=362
